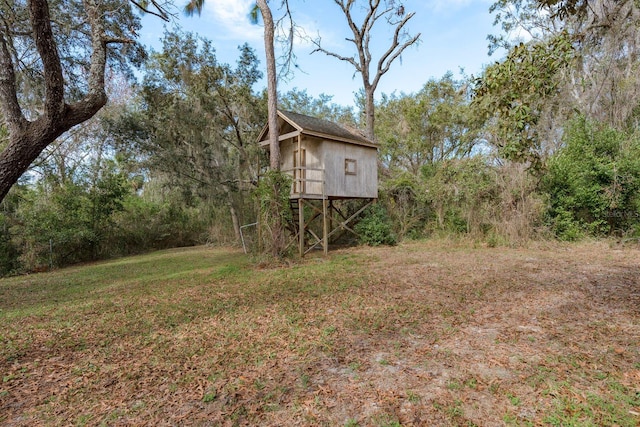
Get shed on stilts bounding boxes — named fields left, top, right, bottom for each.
left=258, top=110, right=378, bottom=256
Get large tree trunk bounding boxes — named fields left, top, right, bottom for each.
left=0, top=0, right=108, bottom=202
left=256, top=0, right=287, bottom=257
left=257, top=0, right=280, bottom=170
left=364, top=82, right=376, bottom=141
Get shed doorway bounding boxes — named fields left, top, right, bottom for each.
left=293, top=148, right=306, bottom=194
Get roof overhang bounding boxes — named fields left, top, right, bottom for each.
left=257, top=110, right=377, bottom=150
left=259, top=130, right=377, bottom=149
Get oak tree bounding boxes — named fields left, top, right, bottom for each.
left=127, top=31, right=264, bottom=240
left=489, top=0, right=640, bottom=130
left=185, top=0, right=295, bottom=256
left=0, top=0, right=145, bottom=202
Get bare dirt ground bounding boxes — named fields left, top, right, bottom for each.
left=309, top=240, right=640, bottom=426
left=1, top=240, right=639, bottom=426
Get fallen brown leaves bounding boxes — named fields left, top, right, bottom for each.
left=1, top=240, right=639, bottom=426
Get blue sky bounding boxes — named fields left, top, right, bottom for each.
left=139, top=0, right=500, bottom=108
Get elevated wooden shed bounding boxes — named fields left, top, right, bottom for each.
left=258, top=110, right=378, bottom=199
left=258, top=110, right=378, bottom=255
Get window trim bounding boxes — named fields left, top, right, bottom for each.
left=345, top=158, right=357, bottom=176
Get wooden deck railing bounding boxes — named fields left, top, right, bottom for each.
left=283, top=167, right=326, bottom=200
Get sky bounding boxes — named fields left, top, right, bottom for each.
left=138, top=0, right=502, bottom=108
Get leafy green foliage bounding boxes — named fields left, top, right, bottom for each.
left=279, top=89, right=357, bottom=126
left=254, top=170, right=293, bottom=257
left=473, top=33, right=574, bottom=170
left=108, top=194, right=208, bottom=255
left=0, top=213, right=19, bottom=275
left=422, top=157, right=499, bottom=235
left=0, top=0, right=144, bottom=106
left=0, top=152, right=211, bottom=274
left=136, top=31, right=264, bottom=192
left=11, top=163, right=130, bottom=269
left=380, top=171, right=429, bottom=239
left=544, top=116, right=640, bottom=239
left=535, top=0, right=589, bottom=20
left=378, top=155, right=544, bottom=244
left=354, top=204, right=397, bottom=246
left=377, top=72, right=479, bottom=174
left=0, top=185, right=22, bottom=275
left=111, top=31, right=266, bottom=242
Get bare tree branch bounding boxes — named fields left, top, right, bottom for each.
left=0, top=29, right=25, bottom=131
left=311, top=38, right=361, bottom=71
left=29, top=0, right=64, bottom=118
left=373, top=12, right=421, bottom=91
left=130, top=0, right=169, bottom=21
left=312, top=0, right=420, bottom=139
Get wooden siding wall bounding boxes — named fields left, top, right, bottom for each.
left=280, top=138, right=295, bottom=172
left=279, top=136, right=378, bottom=199
left=303, top=138, right=323, bottom=196
left=280, top=137, right=323, bottom=196
left=322, top=140, right=378, bottom=199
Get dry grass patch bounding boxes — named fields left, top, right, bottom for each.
left=1, top=241, right=639, bottom=426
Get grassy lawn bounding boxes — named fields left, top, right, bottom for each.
left=1, top=240, right=639, bottom=426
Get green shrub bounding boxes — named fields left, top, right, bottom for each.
left=380, top=171, right=429, bottom=239
left=355, top=204, right=397, bottom=246
left=544, top=116, right=640, bottom=238
left=0, top=213, right=19, bottom=275
left=254, top=170, right=293, bottom=257
left=109, top=195, right=207, bottom=255
left=422, top=157, right=498, bottom=235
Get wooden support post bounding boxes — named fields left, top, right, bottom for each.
left=328, top=200, right=333, bottom=244
left=323, top=198, right=328, bottom=255
left=298, top=198, right=305, bottom=257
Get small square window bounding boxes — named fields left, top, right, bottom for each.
left=345, top=158, right=357, bottom=175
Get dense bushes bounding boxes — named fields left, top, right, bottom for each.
left=376, top=116, right=640, bottom=246
left=3, top=108, right=638, bottom=270
left=544, top=117, right=640, bottom=240
left=354, top=204, right=397, bottom=246
left=0, top=180, right=213, bottom=276
left=254, top=170, right=293, bottom=257
left=12, top=166, right=131, bottom=268
left=378, top=157, right=545, bottom=245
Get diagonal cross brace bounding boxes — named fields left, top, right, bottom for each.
left=305, top=199, right=375, bottom=253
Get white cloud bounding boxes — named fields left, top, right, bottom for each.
left=196, top=0, right=323, bottom=47
left=200, top=0, right=263, bottom=41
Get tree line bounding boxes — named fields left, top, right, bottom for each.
left=1, top=0, right=640, bottom=274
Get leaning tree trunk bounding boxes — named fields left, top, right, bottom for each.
left=0, top=0, right=109, bottom=202
left=223, top=185, right=241, bottom=241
